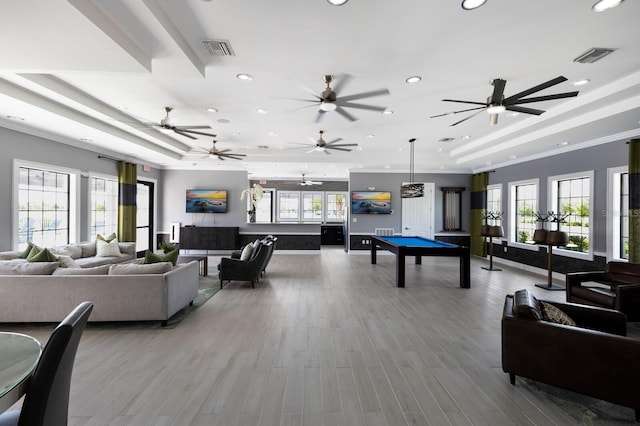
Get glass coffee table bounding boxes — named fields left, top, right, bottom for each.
left=0, top=332, right=41, bottom=412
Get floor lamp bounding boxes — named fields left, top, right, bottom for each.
left=481, top=225, right=503, bottom=271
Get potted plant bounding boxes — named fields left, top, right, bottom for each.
left=241, top=183, right=264, bottom=223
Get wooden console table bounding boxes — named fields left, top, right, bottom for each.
left=180, top=226, right=239, bottom=251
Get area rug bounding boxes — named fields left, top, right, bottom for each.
left=520, top=378, right=636, bottom=425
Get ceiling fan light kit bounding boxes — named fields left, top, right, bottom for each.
left=326, top=0, right=348, bottom=5
left=592, top=0, right=624, bottom=12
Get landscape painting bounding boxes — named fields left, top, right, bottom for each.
left=186, top=189, right=227, bottom=213
left=351, top=191, right=392, bottom=214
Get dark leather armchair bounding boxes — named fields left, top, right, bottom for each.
left=218, top=240, right=272, bottom=289
left=502, top=290, right=640, bottom=421
left=566, top=261, right=640, bottom=321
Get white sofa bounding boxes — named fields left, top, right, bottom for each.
left=0, top=241, right=136, bottom=267
left=0, top=260, right=200, bottom=326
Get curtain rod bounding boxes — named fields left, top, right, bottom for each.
left=98, top=155, right=119, bottom=162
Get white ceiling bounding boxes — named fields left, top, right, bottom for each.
left=1, top=0, right=639, bottom=180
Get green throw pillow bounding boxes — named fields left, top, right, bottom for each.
left=26, top=245, right=43, bottom=260
left=96, top=233, right=117, bottom=243
left=21, top=242, right=40, bottom=259
left=144, top=249, right=179, bottom=266
left=27, top=247, right=58, bottom=263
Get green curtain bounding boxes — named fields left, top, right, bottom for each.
left=117, top=161, right=137, bottom=242
left=629, top=139, right=640, bottom=263
left=470, top=172, right=488, bottom=257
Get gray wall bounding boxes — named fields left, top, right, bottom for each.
left=348, top=172, right=471, bottom=234
left=489, top=140, right=628, bottom=254
left=0, top=127, right=160, bottom=251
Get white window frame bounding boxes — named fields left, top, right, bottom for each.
left=88, top=172, right=118, bottom=241
left=12, top=159, right=80, bottom=250
left=277, top=190, right=301, bottom=222
left=548, top=170, right=594, bottom=261
left=325, top=192, right=348, bottom=223
left=607, top=166, right=628, bottom=262
left=302, top=191, right=324, bottom=222
left=254, top=188, right=275, bottom=223
left=486, top=183, right=503, bottom=241
left=508, top=178, right=539, bottom=251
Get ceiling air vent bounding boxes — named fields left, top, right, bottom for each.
left=573, top=47, right=616, bottom=64
left=202, top=39, right=236, bottom=57
left=438, top=137, right=455, bottom=143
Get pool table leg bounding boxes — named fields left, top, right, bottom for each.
left=397, top=253, right=405, bottom=287
left=460, top=250, right=471, bottom=288
left=371, top=244, right=377, bottom=264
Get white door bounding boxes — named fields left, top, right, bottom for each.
left=401, top=182, right=435, bottom=238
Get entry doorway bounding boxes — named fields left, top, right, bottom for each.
left=136, top=180, right=154, bottom=256
left=401, top=182, right=435, bottom=238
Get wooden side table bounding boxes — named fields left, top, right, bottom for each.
left=177, top=255, right=208, bottom=276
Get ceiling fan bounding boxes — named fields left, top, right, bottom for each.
left=430, top=76, right=579, bottom=126
left=154, top=107, right=217, bottom=139
left=299, top=174, right=322, bottom=186
left=189, top=140, right=246, bottom=161
left=292, top=130, right=358, bottom=154
left=291, top=74, right=390, bottom=122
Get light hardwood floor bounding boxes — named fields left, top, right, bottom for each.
left=3, top=248, right=631, bottom=425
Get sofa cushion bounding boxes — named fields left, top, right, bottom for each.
left=74, top=257, right=113, bottom=268
left=240, top=243, right=254, bottom=261
left=118, top=243, right=136, bottom=258
left=96, top=239, right=121, bottom=257
left=109, top=262, right=173, bottom=275
left=56, top=255, right=81, bottom=268
left=28, top=247, right=58, bottom=263
left=0, top=261, right=59, bottom=275
left=512, top=289, right=543, bottom=320
left=80, top=242, right=97, bottom=258
left=144, top=249, right=179, bottom=266
left=540, top=301, right=577, bottom=326
left=0, top=251, right=22, bottom=261
left=97, top=232, right=117, bottom=242
left=64, top=244, right=83, bottom=259
left=52, top=264, right=111, bottom=275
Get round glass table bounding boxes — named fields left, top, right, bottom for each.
left=0, top=332, right=41, bottom=413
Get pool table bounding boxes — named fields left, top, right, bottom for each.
left=370, top=235, right=470, bottom=288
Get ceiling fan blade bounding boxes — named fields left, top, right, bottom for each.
left=335, top=107, right=357, bottom=122
left=216, top=148, right=231, bottom=154
left=507, top=91, right=579, bottom=105
left=323, top=149, right=331, bottom=155
left=442, top=99, right=488, bottom=106
left=337, top=102, right=387, bottom=112
left=325, top=138, right=343, bottom=145
left=173, top=130, right=197, bottom=139
left=220, top=154, right=245, bottom=160
left=505, top=105, right=545, bottom=115
left=450, top=108, right=486, bottom=126
left=430, top=106, right=486, bottom=118
left=287, top=102, right=322, bottom=114
left=179, top=129, right=218, bottom=137
left=217, top=156, right=226, bottom=161
left=330, top=74, right=352, bottom=95
left=305, top=148, right=317, bottom=154
left=326, top=146, right=352, bottom=152
left=293, top=79, right=323, bottom=99
left=490, top=79, right=506, bottom=104
left=502, top=76, right=568, bottom=103
left=327, top=143, right=358, bottom=147
left=314, top=110, right=326, bottom=123
left=174, top=125, right=211, bottom=130
left=339, top=88, right=390, bottom=102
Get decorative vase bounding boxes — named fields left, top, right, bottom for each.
left=248, top=208, right=256, bottom=223
left=533, top=229, right=548, bottom=244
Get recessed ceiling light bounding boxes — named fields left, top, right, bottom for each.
left=268, top=131, right=278, bottom=137
left=117, top=105, right=128, bottom=110
left=485, top=161, right=492, bottom=166
left=382, top=110, right=394, bottom=115
left=327, top=0, right=349, bottom=5
left=508, top=155, right=517, bottom=160
left=440, top=165, right=446, bottom=169
left=217, top=118, right=230, bottom=124
left=461, top=0, right=488, bottom=10
left=384, top=165, right=391, bottom=169
left=395, top=147, right=403, bottom=152
left=236, top=73, right=253, bottom=81
left=405, top=76, right=422, bottom=84
left=206, top=107, right=218, bottom=112
left=357, top=147, right=363, bottom=151
left=231, top=131, right=240, bottom=136
left=6, top=115, right=25, bottom=121
left=592, top=0, right=624, bottom=12
left=461, top=135, right=471, bottom=139
left=79, top=138, right=93, bottom=142
left=366, top=134, right=374, bottom=138
left=506, top=112, right=520, bottom=117
left=571, top=79, right=591, bottom=86
left=437, top=148, right=443, bottom=152
left=256, top=108, right=268, bottom=114
left=558, top=141, right=569, bottom=146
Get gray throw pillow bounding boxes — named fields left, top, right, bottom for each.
left=108, top=262, right=173, bottom=275
left=0, top=261, right=59, bottom=275
left=53, top=264, right=111, bottom=275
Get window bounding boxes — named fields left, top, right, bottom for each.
left=302, top=192, right=323, bottom=221
left=14, top=160, right=79, bottom=250
left=486, top=184, right=503, bottom=231
left=277, top=191, right=300, bottom=221
left=255, top=189, right=274, bottom=223
left=509, top=179, right=538, bottom=248
left=326, top=192, right=347, bottom=222
left=608, top=166, right=628, bottom=261
left=549, top=171, right=593, bottom=259
left=89, top=175, right=118, bottom=240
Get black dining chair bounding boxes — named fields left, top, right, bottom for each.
left=0, top=301, right=93, bottom=426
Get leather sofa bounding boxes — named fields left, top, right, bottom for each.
left=566, top=261, right=640, bottom=321
left=502, top=289, right=640, bottom=421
